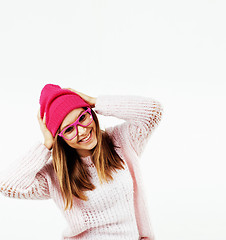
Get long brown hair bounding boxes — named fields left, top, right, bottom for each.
left=52, top=107, right=125, bottom=211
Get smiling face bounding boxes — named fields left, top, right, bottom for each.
left=59, top=107, right=98, bottom=157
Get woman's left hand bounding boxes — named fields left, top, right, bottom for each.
left=64, top=88, right=96, bottom=108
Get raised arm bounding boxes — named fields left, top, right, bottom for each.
left=0, top=142, right=51, bottom=200
left=94, top=95, right=163, bottom=157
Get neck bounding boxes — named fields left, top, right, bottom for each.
left=77, top=149, right=93, bottom=158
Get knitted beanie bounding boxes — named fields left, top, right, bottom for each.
left=39, top=84, right=90, bottom=137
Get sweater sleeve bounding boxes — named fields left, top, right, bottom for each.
left=0, top=142, right=51, bottom=200
left=94, top=95, right=163, bottom=157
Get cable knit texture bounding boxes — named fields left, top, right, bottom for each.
left=0, top=95, right=163, bottom=240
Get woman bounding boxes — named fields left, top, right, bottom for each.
left=0, top=83, right=163, bottom=240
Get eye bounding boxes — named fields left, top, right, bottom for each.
left=79, top=114, right=86, bottom=121
left=65, top=126, right=74, bottom=133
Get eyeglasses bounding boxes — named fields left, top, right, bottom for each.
left=58, top=108, right=93, bottom=141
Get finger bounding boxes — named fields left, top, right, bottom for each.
left=37, top=109, right=44, bottom=123
left=64, top=88, right=80, bottom=95
left=64, top=87, right=73, bottom=91
left=37, top=109, right=40, bottom=119
left=43, top=112, right=46, bottom=124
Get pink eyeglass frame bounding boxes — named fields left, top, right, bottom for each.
left=58, top=107, right=93, bottom=141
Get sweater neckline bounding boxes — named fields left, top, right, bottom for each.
left=80, top=155, right=92, bottom=159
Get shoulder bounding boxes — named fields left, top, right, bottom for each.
left=104, top=123, right=135, bottom=157
left=105, top=124, right=124, bottom=146
left=38, top=160, right=55, bottom=179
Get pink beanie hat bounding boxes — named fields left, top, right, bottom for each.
left=39, top=84, right=90, bottom=137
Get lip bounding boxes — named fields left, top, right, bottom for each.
left=79, top=130, right=93, bottom=143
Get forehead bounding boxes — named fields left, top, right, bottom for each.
left=60, top=107, right=85, bottom=129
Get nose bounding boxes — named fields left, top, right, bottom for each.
left=77, top=125, right=87, bottom=136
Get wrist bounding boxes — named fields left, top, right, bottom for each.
left=44, top=141, right=52, bottom=151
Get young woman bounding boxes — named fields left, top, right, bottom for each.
left=0, top=83, right=163, bottom=240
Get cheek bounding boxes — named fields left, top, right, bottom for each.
left=64, top=137, right=79, bottom=147
left=91, top=121, right=96, bottom=130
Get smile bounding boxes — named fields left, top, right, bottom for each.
left=79, top=130, right=93, bottom=143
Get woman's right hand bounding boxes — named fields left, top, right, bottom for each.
left=37, top=109, right=54, bottom=150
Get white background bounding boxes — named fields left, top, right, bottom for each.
left=0, top=0, right=225, bottom=239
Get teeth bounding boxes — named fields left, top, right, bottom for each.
left=81, top=132, right=91, bottom=142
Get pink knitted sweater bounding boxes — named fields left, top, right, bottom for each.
left=0, top=95, right=163, bottom=240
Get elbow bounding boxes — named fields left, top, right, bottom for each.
left=152, top=100, right=164, bottom=125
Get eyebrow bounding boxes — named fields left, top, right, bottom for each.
left=60, top=109, right=84, bottom=131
